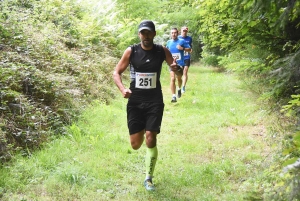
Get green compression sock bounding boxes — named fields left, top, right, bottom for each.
left=145, top=146, right=158, bottom=180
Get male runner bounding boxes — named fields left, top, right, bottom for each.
left=113, top=20, right=178, bottom=191
left=178, top=26, right=193, bottom=93
left=166, top=27, right=191, bottom=102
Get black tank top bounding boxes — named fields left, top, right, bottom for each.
left=129, top=43, right=166, bottom=103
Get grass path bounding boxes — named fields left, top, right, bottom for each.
left=0, top=63, right=282, bottom=200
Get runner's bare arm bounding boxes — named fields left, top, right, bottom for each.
left=183, top=47, right=192, bottom=52
left=176, top=44, right=191, bottom=52
left=113, top=47, right=132, bottom=98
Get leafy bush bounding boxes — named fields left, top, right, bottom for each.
left=0, top=0, right=121, bottom=162
left=202, top=54, right=220, bottom=66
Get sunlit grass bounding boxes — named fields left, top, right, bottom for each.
left=0, top=63, right=283, bottom=200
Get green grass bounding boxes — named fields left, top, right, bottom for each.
left=0, top=63, right=283, bottom=200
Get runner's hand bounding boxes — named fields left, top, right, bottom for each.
left=122, top=88, right=132, bottom=98
left=176, top=45, right=184, bottom=50
left=169, top=58, right=178, bottom=71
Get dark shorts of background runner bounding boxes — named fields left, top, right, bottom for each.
left=169, top=65, right=183, bottom=76
left=127, top=101, right=164, bottom=135
left=184, top=59, right=191, bottom=67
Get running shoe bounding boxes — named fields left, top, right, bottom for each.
left=171, top=97, right=177, bottom=102
left=177, top=89, right=181, bottom=98
left=144, top=179, right=155, bottom=191
left=182, top=86, right=185, bottom=93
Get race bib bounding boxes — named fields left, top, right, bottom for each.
left=135, top=72, right=157, bottom=89
left=172, top=53, right=181, bottom=61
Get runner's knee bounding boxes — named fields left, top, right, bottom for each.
left=145, top=131, right=157, bottom=148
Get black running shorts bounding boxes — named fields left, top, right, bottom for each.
left=184, top=59, right=191, bottom=67
left=169, top=65, right=183, bottom=76
left=127, top=101, right=164, bottom=135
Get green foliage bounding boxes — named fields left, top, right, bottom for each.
left=195, top=0, right=300, bottom=108
left=282, top=95, right=300, bottom=117
left=268, top=49, right=300, bottom=99
left=201, top=54, right=220, bottom=67
left=0, top=25, right=11, bottom=40
left=0, top=0, right=121, bottom=162
left=114, top=0, right=204, bottom=60
left=116, top=0, right=162, bottom=20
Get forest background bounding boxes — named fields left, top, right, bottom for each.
left=0, top=0, right=300, bottom=199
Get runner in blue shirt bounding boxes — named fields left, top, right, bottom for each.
left=178, top=26, right=193, bottom=93
left=166, top=28, right=191, bottom=102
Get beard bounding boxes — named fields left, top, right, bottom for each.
left=142, top=39, right=153, bottom=48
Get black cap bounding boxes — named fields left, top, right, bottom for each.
left=138, top=20, right=155, bottom=32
